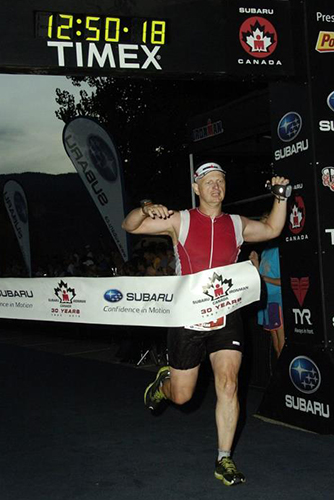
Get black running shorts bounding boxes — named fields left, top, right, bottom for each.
left=167, top=311, right=244, bottom=370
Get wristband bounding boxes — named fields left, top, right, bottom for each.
left=273, top=195, right=288, bottom=203
left=140, top=199, right=153, bottom=215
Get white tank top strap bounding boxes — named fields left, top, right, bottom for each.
left=229, top=214, right=244, bottom=247
left=178, top=209, right=190, bottom=246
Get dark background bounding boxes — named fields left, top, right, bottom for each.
left=0, top=76, right=275, bottom=275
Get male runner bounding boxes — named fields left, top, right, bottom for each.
left=122, top=162, right=289, bottom=486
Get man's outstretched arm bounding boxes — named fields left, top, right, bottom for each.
left=241, top=176, right=290, bottom=243
left=122, top=202, right=180, bottom=243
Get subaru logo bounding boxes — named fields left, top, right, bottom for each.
left=104, top=289, right=123, bottom=303
left=88, top=134, right=118, bottom=182
left=277, top=112, right=302, bottom=142
left=327, top=91, right=334, bottom=112
left=14, top=191, right=28, bottom=223
left=289, top=356, right=321, bottom=395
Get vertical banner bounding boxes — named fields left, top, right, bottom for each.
left=3, top=180, right=32, bottom=276
left=268, top=81, right=325, bottom=347
left=63, top=117, right=129, bottom=261
left=257, top=345, right=334, bottom=434
left=256, top=80, right=334, bottom=433
left=257, top=1, right=334, bottom=434
left=304, top=0, right=334, bottom=347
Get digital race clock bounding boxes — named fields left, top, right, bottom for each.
left=0, top=0, right=293, bottom=77
left=35, top=12, right=168, bottom=45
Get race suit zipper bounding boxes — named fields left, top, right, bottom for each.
left=209, top=217, right=215, bottom=268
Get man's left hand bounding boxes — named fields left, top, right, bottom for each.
left=271, top=175, right=290, bottom=187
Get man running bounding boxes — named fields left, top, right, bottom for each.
left=122, top=161, right=289, bottom=486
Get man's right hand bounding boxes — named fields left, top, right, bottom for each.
left=122, top=204, right=179, bottom=243
left=143, top=203, right=174, bottom=219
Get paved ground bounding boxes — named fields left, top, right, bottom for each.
left=0, top=320, right=333, bottom=500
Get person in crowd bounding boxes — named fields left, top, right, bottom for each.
left=249, top=221, right=285, bottom=358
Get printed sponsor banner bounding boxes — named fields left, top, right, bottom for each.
left=269, top=81, right=326, bottom=346
left=256, top=1, right=334, bottom=434
left=187, top=89, right=271, bottom=155
left=0, top=0, right=231, bottom=77
left=0, top=261, right=260, bottom=327
left=305, top=0, right=334, bottom=71
left=269, top=83, right=311, bottom=172
left=307, top=4, right=334, bottom=347
left=224, top=0, right=294, bottom=77
left=284, top=269, right=324, bottom=346
left=63, top=117, right=129, bottom=261
left=311, top=82, right=334, bottom=154
left=192, top=119, right=224, bottom=143
left=3, top=180, right=31, bottom=277
left=322, top=226, right=334, bottom=341
left=256, top=344, right=334, bottom=434
left=299, top=72, right=334, bottom=347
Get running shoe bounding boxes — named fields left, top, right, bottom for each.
left=144, top=366, right=170, bottom=411
left=214, top=457, right=246, bottom=486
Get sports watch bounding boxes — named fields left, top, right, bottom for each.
left=140, top=199, right=153, bottom=208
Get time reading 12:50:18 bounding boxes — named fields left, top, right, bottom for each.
left=36, top=13, right=167, bottom=45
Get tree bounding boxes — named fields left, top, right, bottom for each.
left=55, top=76, right=263, bottom=207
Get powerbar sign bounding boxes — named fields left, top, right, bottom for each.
left=316, top=31, right=334, bottom=52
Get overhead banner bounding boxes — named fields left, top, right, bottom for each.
left=63, top=117, right=129, bottom=261
left=3, top=180, right=31, bottom=277
left=0, top=0, right=294, bottom=78
left=0, top=260, right=260, bottom=327
left=224, top=0, right=294, bottom=77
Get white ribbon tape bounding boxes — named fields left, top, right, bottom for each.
left=0, top=260, right=260, bottom=327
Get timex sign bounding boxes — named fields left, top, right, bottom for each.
left=36, top=12, right=167, bottom=70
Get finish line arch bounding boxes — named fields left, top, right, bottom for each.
left=1, top=0, right=334, bottom=434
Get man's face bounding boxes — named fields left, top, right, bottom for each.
left=193, top=171, right=226, bottom=203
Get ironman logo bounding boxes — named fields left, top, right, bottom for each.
left=239, top=17, right=277, bottom=58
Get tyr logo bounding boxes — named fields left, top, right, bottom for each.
left=292, top=309, right=312, bottom=325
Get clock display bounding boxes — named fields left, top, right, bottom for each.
left=35, top=12, right=168, bottom=45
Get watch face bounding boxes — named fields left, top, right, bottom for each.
left=285, top=185, right=292, bottom=198
left=141, top=199, right=152, bottom=206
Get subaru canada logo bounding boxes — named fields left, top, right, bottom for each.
left=104, top=289, right=123, bottom=303
left=277, top=112, right=302, bottom=142
left=239, top=17, right=277, bottom=58
left=289, top=356, right=321, bottom=394
left=289, top=195, right=305, bottom=235
left=203, top=272, right=233, bottom=301
left=54, top=280, right=76, bottom=304
left=327, top=91, right=334, bottom=112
